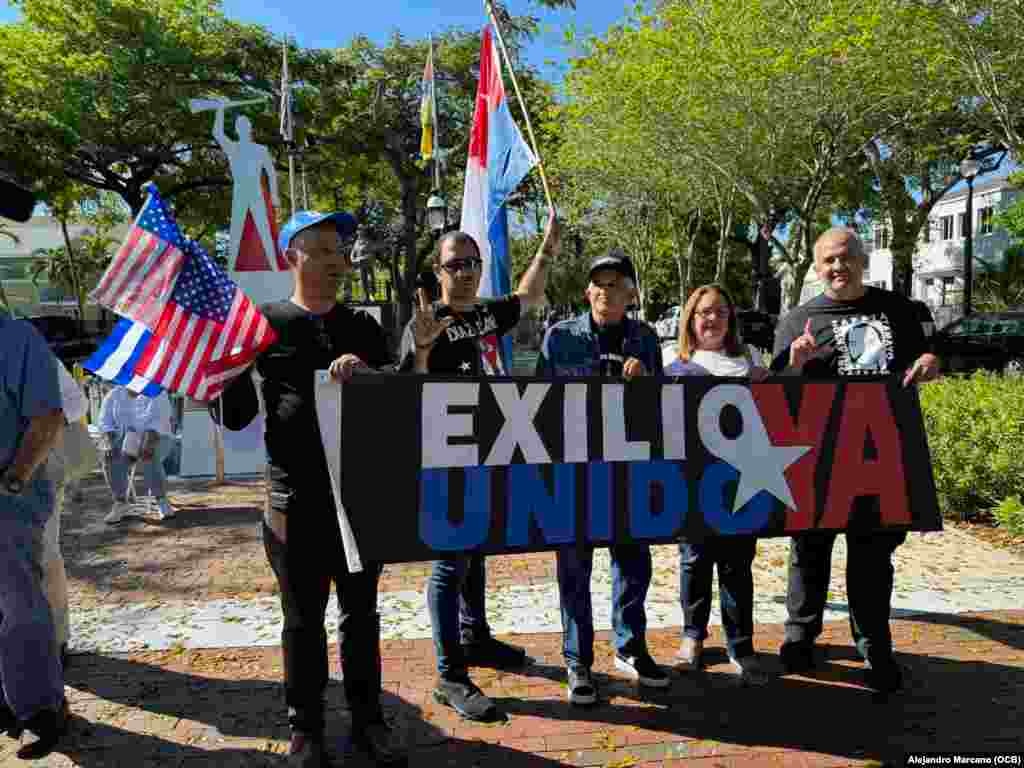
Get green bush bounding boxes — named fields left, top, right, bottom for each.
left=920, top=372, right=1024, bottom=521
left=993, top=495, right=1024, bottom=535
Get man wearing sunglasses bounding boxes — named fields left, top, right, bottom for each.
left=398, top=211, right=560, bottom=723
left=211, top=211, right=403, bottom=767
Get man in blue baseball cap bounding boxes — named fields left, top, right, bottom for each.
left=211, top=210, right=404, bottom=766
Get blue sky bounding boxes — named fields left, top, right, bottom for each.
left=0, top=0, right=633, bottom=81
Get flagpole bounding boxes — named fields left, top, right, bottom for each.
left=429, top=35, right=442, bottom=191
left=483, top=1, right=554, bottom=212
left=282, top=38, right=297, bottom=216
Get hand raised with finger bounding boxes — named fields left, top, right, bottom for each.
left=412, top=289, right=453, bottom=351
left=788, top=318, right=818, bottom=370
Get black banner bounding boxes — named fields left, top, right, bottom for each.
left=327, top=376, right=941, bottom=565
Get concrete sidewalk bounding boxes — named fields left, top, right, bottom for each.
left=4, top=610, right=1022, bottom=767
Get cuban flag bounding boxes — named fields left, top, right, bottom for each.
left=83, top=318, right=163, bottom=396
left=459, top=25, right=537, bottom=373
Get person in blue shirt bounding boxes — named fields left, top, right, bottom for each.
left=535, top=250, right=669, bottom=705
left=0, top=309, right=69, bottom=758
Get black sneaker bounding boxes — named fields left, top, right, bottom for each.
left=15, top=698, right=68, bottom=760
left=864, top=659, right=904, bottom=694
left=352, top=719, right=407, bottom=765
left=432, top=676, right=501, bottom=722
left=615, top=652, right=670, bottom=688
left=286, top=730, right=327, bottom=768
left=566, top=665, right=598, bottom=705
left=779, top=640, right=815, bottom=674
left=461, top=636, right=528, bottom=669
left=0, top=701, right=15, bottom=737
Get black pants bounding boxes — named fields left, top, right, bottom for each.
left=263, top=512, right=383, bottom=735
left=783, top=530, right=907, bottom=664
left=678, top=536, right=757, bottom=659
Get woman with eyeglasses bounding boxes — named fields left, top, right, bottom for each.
left=664, top=283, right=770, bottom=686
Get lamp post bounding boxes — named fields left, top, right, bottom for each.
left=426, top=190, right=448, bottom=238
left=959, top=156, right=980, bottom=317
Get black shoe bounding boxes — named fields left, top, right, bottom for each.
left=461, top=636, right=528, bottom=669
left=779, top=641, right=815, bottom=674
left=286, top=730, right=327, bottom=768
left=352, top=719, right=407, bottom=765
left=15, top=698, right=68, bottom=760
left=432, top=676, right=502, bottom=722
left=0, top=701, right=16, bottom=737
left=864, top=659, right=904, bottom=694
left=614, top=652, right=671, bottom=689
left=566, top=665, right=598, bottom=706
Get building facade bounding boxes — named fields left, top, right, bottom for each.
left=0, top=214, right=128, bottom=326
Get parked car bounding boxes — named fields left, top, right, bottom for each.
left=931, top=311, right=1024, bottom=376
left=23, top=314, right=101, bottom=367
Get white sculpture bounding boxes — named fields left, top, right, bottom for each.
left=190, top=98, right=281, bottom=272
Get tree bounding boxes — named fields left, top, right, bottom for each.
left=30, top=184, right=127, bottom=329
left=309, top=24, right=559, bottom=328
left=0, top=0, right=289, bottom=223
left=934, top=0, right=1024, bottom=159
left=556, top=0, right=953, bottom=308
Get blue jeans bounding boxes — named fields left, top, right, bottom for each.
left=106, top=432, right=173, bottom=500
left=556, top=543, right=652, bottom=669
left=426, top=554, right=490, bottom=678
left=679, top=536, right=757, bottom=659
left=0, top=513, right=64, bottom=721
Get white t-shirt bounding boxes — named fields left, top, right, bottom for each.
left=56, top=363, right=88, bottom=423
left=98, top=388, right=173, bottom=436
left=687, top=345, right=758, bottom=377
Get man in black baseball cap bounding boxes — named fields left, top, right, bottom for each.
left=587, top=249, right=637, bottom=284
left=535, top=247, right=668, bottom=705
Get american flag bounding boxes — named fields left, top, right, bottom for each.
left=90, top=186, right=188, bottom=330
left=132, top=238, right=276, bottom=401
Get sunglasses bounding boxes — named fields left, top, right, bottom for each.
left=440, top=258, right=483, bottom=275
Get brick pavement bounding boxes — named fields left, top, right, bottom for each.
left=4, top=610, right=1021, bottom=767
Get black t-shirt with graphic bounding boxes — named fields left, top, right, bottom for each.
left=771, top=287, right=928, bottom=377
left=398, top=295, right=521, bottom=375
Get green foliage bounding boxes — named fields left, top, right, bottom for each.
left=920, top=373, right=1024, bottom=520
left=992, top=495, right=1024, bottom=536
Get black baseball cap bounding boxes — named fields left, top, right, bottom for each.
left=588, top=249, right=636, bottom=283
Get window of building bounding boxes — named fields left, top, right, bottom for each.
left=940, top=276, right=961, bottom=307
left=959, top=211, right=970, bottom=238
left=978, top=206, right=994, bottom=235
left=941, top=215, right=954, bottom=240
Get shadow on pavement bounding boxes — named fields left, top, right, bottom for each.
left=41, top=652, right=569, bottom=767
left=492, top=614, right=1024, bottom=766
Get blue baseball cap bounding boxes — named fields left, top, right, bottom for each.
left=277, top=210, right=358, bottom=255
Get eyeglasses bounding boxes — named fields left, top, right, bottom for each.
left=440, top=258, right=483, bottom=275
left=695, top=307, right=731, bottom=320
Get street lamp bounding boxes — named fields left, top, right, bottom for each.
left=959, top=156, right=981, bottom=317
left=426, top=190, right=448, bottom=237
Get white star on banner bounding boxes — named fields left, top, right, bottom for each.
left=698, top=385, right=812, bottom=514
left=459, top=361, right=472, bottom=372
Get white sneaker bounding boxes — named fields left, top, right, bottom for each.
left=104, top=501, right=129, bottom=524
left=156, top=498, right=175, bottom=520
